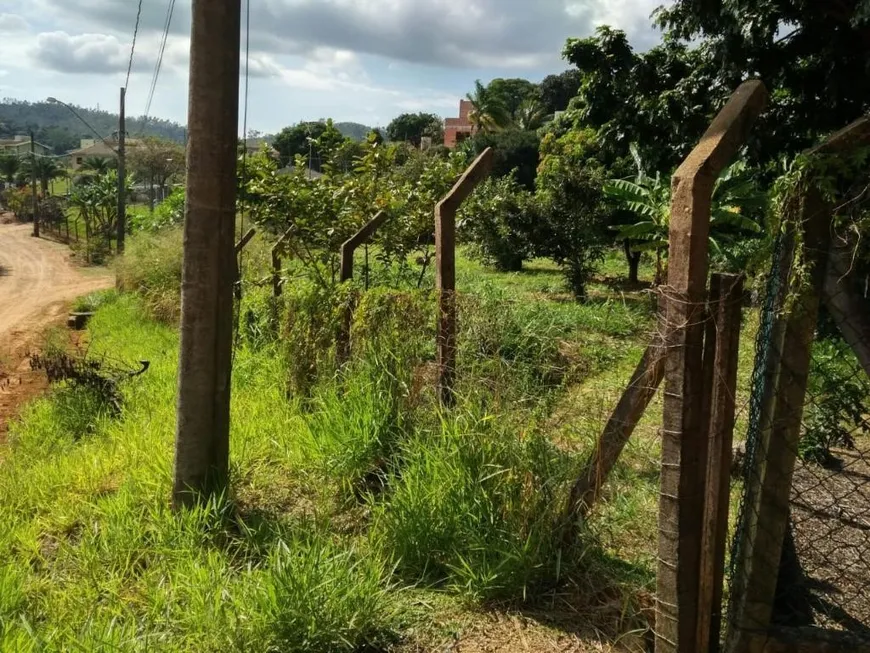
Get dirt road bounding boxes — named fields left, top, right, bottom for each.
left=0, top=218, right=114, bottom=439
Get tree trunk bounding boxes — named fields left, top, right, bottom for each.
left=173, top=0, right=240, bottom=510
left=624, top=240, right=641, bottom=284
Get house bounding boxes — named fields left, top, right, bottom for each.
left=0, top=135, right=52, bottom=158
left=444, top=100, right=475, bottom=148
left=67, top=138, right=141, bottom=171
left=244, top=138, right=278, bottom=158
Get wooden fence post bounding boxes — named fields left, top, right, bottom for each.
left=697, top=273, right=744, bottom=653
left=656, top=80, right=767, bottom=653
left=339, top=211, right=389, bottom=283
left=271, top=226, right=296, bottom=300
left=233, top=228, right=256, bottom=303
left=726, top=117, right=870, bottom=653
left=435, top=148, right=493, bottom=406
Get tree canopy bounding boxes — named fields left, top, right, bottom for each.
left=386, top=113, right=443, bottom=147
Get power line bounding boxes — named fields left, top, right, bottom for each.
left=143, top=0, right=177, bottom=125
left=125, top=0, right=144, bottom=90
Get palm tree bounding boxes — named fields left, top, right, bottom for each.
left=514, top=98, right=549, bottom=131
left=465, top=80, right=512, bottom=134
left=19, top=157, right=66, bottom=195
left=0, top=154, right=20, bottom=185
left=81, top=157, right=116, bottom=175
left=604, top=145, right=764, bottom=284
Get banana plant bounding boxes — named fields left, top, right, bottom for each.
left=604, top=144, right=764, bottom=284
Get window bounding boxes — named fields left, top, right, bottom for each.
left=76, top=157, right=83, bottom=165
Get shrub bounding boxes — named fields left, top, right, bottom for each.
left=115, top=228, right=183, bottom=322
left=458, top=175, right=541, bottom=272
left=467, top=129, right=542, bottom=190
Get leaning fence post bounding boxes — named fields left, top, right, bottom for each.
left=435, top=148, right=493, bottom=406
left=271, top=226, right=296, bottom=300
left=233, top=228, right=256, bottom=303
left=656, top=80, right=767, bottom=653
left=725, top=117, right=870, bottom=653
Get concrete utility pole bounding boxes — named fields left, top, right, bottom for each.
left=30, top=132, right=39, bottom=238
left=172, top=0, right=241, bottom=509
left=117, top=86, right=127, bottom=253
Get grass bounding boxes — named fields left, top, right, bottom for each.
left=1, top=239, right=674, bottom=651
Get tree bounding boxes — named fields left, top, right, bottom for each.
left=539, top=70, right=582, bottom=114
left=468, top=129, right=541, bottom=190
left=81, top=156, right=116, bottom=175
left=273, top=119, right=350, bottom=171
left=562, top=27, right=717, bottom=176
left=514, top=98, right=549, bottom=131
left=127, top=137, right=185, bottom=204
left=386, top=112, right=442, bottom=147
left=535, top=128, right=610, bottom=299
left=486, top=78, right=540, bottom=119
left=0, top=154, right=20, bottom=184
left=466, top=80, right=513, bottom=133
left=655, top=0, right=870, bottom=163
left=604, top=147, right=765, bottom=284
left=19, top=156, right=66, bottom=194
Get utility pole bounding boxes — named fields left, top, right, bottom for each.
left=173, top=0, right=240, bottom=509
left=117, top=86, right=127, bottom=253
left=30, top=132, right=39, bottom=238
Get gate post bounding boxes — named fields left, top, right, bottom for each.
left=656, top=80, right=767, bottom=653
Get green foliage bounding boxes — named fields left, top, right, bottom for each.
left=467, top=129, right=541, bottom=190
left=655, top=0, right=870, bottom=163
left=130, top=186, right=185, bottom=232
left=18, top=156, right=66, bottom=194
left=458, top=175, right=539, bottom=272
left=1, top=186, right=35, bottom=220
left=486, top=78, right=540, bottom=120
left=0, top=153, right=21, bottom=183
left=561, top=26, right=717, bottom=176
left=69, top=170, right=130, bottom=263
left=539, top=70, right=582, bottom=114
left=243, top=141, right=466, bottom=287
left=115, top=227, right=183, bottom=322
left=127, top=136, right=185, bottom=196
left=465, top=80, right=513, bottom=133
left=272, top=119, right=349, bottom=171
left=800, top=337, right=870, bottom=467
left=386, top=112, right=443, bottom=147
left=536, top=128, right=610, bottom=298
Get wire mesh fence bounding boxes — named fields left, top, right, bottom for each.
left=727, top=220, right=870, bottom=645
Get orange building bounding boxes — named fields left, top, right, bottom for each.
left=444, top=99, right=474, bottom=148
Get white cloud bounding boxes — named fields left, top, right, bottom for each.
left=0, top=13, right=29, bottom=33
left=31, top=31, right=130, bottom=74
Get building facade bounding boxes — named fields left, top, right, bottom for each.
left=444, top=100, right=475, bottom=148
left=0, top=135, right=52, bottom=158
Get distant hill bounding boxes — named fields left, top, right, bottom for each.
left=0, top=98, right=187, bottom=154
left=335, top=122, right=373, bottom=141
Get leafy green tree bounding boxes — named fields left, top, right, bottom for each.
left=562, top=26, right=716, bottom=176
left=273, top=120, right=350, bottom=171
left=514, top=98, right=549, bottom=131
left=466, top=80, right=512, bottom=133
left=458, top=174, right=540, bottom=272
left=0, top=154, right=21, bottom=184
left=467, top=129, right=541, bottom=190
left=127, top=137, right=185, bottom=202
left=486, top=78, right=540, bottom=119
left=655, top=0, right=870, bottom=162
left=386, top=112, right=443, bottom=147
left=535, top=128, right=610, bottom=299
left=539, top=70, right=582, bottom=114
left=81, top=157, right=116, bottom=175
left=19, top=156, right=66, bottom=194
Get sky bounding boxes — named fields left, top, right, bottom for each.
left=0, top=0, right=664, bottom=134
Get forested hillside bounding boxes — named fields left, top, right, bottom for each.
left=0, top=99, right=186, bottom=153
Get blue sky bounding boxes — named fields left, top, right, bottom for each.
left=0, top=0, right=663, bottom=133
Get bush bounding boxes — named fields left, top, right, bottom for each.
left=458, top=175, right=541, bottom=272
left=128, top=186, right=185, bottom=232
left=535, top=128, right=610, bottom=299
left=115, top=227, right=183, bottom=322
